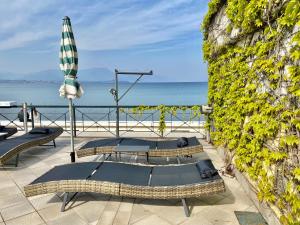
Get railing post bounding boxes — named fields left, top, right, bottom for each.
left=108, top=108, right=111, bottom=131
left=151, top=112, right=154, bottom=130
left=39, top=110, right=42, bottom=126
left=64, top=113, right=67, bottom=130
left=171, top=113, right=173, bottom=132
left=23, top=102, right=28, bottom=133
left=73, top=105, right=76, bottom=137
left=81, top=112, right=84, bottom=132
left=126, top=111, right=128, bottom=131
left=115, top=71, right=120, bottom=138
left=206, top=113, right=211, bottom=143
left=30, top=105, right=35, bottom=128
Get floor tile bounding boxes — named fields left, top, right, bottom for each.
left=113, top=198, right=134, bottom=225
left=5, top=212, right=44, bottom=225
left=131, top=214, right=171, bottom=225
left=29, top=193, right=62, bottom=211
left=1, top=201, right=35, bottom=221
left=96, top=196, right=122, bottom=225
left=47, top=211, right=88, bottom=225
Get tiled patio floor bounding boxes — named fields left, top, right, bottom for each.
left=0, top=136, right=258, bottom=225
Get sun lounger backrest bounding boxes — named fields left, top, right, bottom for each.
left=119, top=138, right=156, bottom=149
left=31, top=162, right=100, bottom=184
left=90, top=162, right=152, bottom=186
left=81, top=138, right=122, bottom=149
left=150, top=164, right=201, bottom=186
left=156, top=140, right=178, bottom=149
left=155, top=137, right=200, bottom=150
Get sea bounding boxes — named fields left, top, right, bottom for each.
left=0, top=81, right=208, bottom=121
left=0, top=81, right=208, bottom=106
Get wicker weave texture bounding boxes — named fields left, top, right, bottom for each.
left=24, top=180, right=120, bottom=197
left=120, top=179, right=225, bottom=199
left=149, top=145, right=203, bottom=157
left=76, top=146, right=114, bottom=158
left=76, top=144, right=203, bottom=158
left=24, top=178, right=225, bottom=199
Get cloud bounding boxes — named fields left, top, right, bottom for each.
left=0, top=0, right=208, bottom=51
left=77, top=0, right=206, bottom=50
left=0, top=0, right=59, bottom=49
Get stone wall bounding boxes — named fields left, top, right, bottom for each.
left=203, top=0, right=299, bottom=224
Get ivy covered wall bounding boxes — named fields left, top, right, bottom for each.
left=202, top=0, right=299, bottom=224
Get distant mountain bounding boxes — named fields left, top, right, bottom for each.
left=0, top=69, right=205, bottom=83
left=0, top=67, right=115, bottom=82
left=0, top=71, right=19, bottom=80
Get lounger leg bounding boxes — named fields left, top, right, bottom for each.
left=181, top=198, right=190, bottom=217
left=61, top=192, right=69, bottom=212
left=106, top=153, right=112, bottom=160
left=39, top=140, right=56, bottom=148
left=15, top=154, right=19, bottom=167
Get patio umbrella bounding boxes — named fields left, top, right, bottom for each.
left=59, top=16, right=83, bottom=162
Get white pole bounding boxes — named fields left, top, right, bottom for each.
left=69, top=98, right=75, bottom=162
left=23, top=102, right=28, bottom=133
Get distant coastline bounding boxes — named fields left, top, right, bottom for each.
left=0, top=67, right=207, bottom=83
left=0, top=79, right=207, bottom=84
left=0, top=79, right=130, bottom=84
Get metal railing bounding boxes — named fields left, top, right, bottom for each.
left=0, top=104, right=211, bottom=138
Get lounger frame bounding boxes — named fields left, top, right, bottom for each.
left=24, top=178, right=224, bottom=199
left=76, top=139, right=203, bottom=158
left=24, top=161, right=225, bottom=216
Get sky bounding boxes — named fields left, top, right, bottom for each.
left=0, top=0, right=209, bottom=82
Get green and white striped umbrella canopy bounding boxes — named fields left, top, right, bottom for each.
left=59, top=16, right=83, bottom=99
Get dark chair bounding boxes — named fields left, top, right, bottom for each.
left=24, top=160, right=225, bottom=217
left=77, top=137, right=203, bottom=158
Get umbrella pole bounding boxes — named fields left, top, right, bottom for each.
left=69, top=98, right=75, bottom=162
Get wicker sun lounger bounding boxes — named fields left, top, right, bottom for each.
left=24, top=160, right=225, bottom=216
left=0, top=126, right=18, bottom=141
left=0, top=127, right=63, bottom=166
left=77, top=137, right=203, bottom=158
